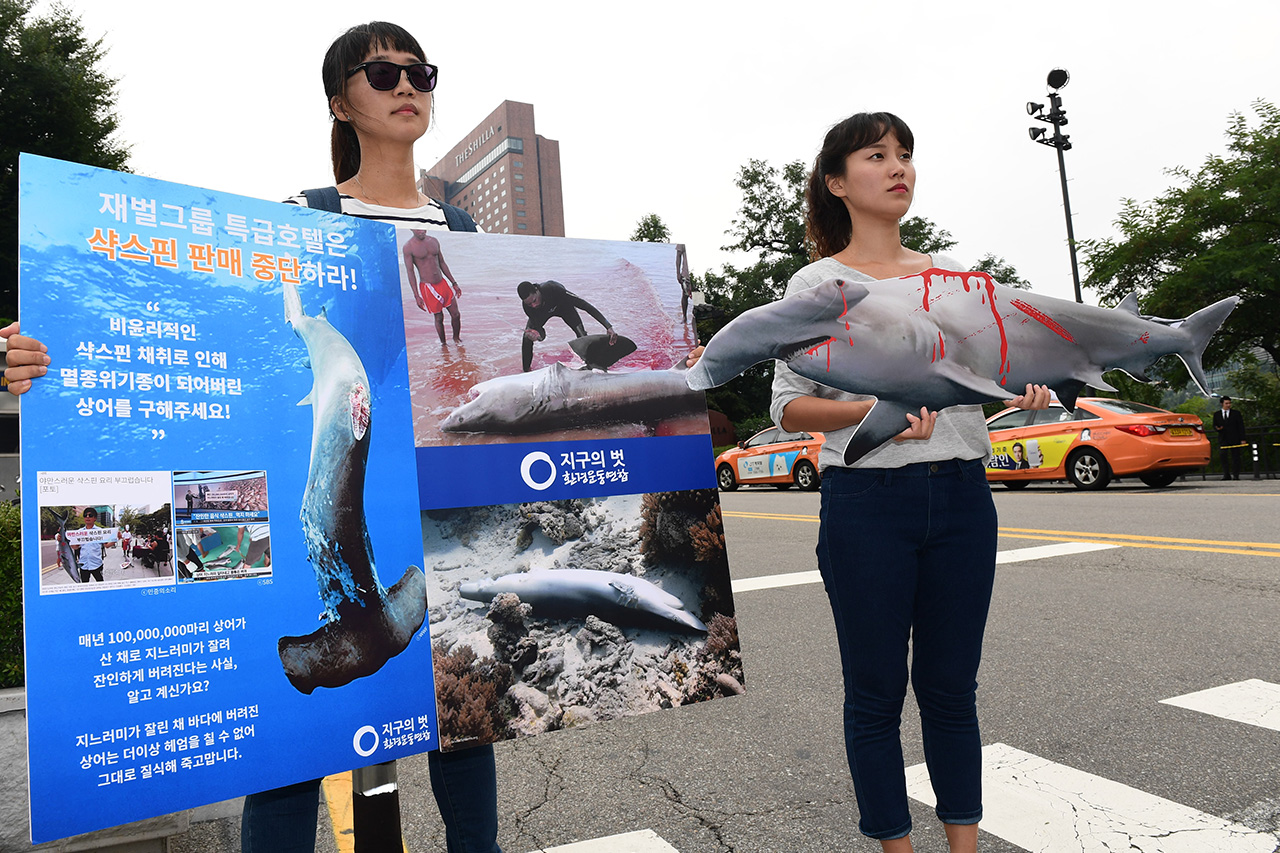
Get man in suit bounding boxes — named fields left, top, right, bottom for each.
left=1212, top=396, right=1247, bottom=480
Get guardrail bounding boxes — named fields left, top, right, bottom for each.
left=1188, top=425, right=1280, bottom=480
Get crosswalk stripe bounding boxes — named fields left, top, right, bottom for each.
left=906, top=743, right=1279, bottom=852
left=730, top=543, right=1116, bottom=593
left=1161, top=679, right=1280, bottom=733
left=528, top=829, right=679, bottom=852
left=993, top=541, right=1118, bottom=563
left=731, top=570, right=821, bottom=593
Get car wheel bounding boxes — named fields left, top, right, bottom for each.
left=1003, top=480, right=1031, bottom=490
left=793, top=460, right=820, bottom=491
left=716, top=464, right=738, bottom=492
left=1139, top=471, right=1178, bottom=488
left=1066, top=448, right=1111, bottom=490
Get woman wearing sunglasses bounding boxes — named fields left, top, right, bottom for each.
left=258, top=24, right=500, bottom=853
left=4, top=21, right=501, bottom=853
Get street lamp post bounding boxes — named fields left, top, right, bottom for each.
left=1027, top=68, right=1083, bottom=303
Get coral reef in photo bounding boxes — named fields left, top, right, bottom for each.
left=423, top=492, right=743, bottom=749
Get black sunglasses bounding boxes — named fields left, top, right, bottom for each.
left=347, top=61, right=438, bottom=93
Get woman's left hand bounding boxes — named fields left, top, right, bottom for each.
left=1005, top=383, right=1052, bottom=410
left=685, top=345, right=705, bottom=367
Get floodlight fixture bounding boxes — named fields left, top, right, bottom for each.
left=1026, top=69, right=1082, bottom=302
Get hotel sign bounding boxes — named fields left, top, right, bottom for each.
left=456, top=126, right=496, bottom=166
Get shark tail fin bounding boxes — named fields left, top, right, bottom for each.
left=284, top=281, right=303, bottom=329
left=1174, top=296, right=1240, bottom=395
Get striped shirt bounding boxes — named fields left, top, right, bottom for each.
left=283, top=192, right=452, bottom=230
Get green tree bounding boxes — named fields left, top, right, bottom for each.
left=1081, top=100, right=1280, bottom=377
left=899, top=216, right=957, bottom=255
left=630, top=213, right=670, bottom=243
left=972, top=253, right=1031, bottom=289
left=0, top=0, right=130, bottom=322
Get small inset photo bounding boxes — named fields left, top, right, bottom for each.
left=36, top=472, right=175, bottom=595
left=174, top=524, right=272, bottom=583
left=173, top=471, right=269, bottom=524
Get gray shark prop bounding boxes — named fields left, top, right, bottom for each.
left=460, top=568, right=708, bottom=633
left=278, top=282, right=428, bottom=694
left=52, top=510, right=81, bottom=584
left=440, top=361, right=705, bottom=434
left=686, top=268, right=1238, bottom=465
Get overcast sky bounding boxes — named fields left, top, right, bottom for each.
left=42, top=0, right=1280, bottom=305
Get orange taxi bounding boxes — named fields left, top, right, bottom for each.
left=715, top=428, right=824, bottom=491
left=985, top=397, right=1209, bottom=490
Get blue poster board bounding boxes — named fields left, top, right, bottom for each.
left=18, top=156, right=740, bottom=843
left=18, top=155, right=437, bottom=843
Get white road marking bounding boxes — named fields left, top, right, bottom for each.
left=732, top=570, right=821, bottom=593
left=994, top=541, right=1120, bottom=563
left=906, top=743, right=1279, bottom=852
left=731, top=542, right=1119, bottom=593
left=1162, top=679, right=1280, bottom=732
left=529, top=829, right=679, bottom=853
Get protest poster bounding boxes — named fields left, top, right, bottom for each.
left=18, top=156, right=742, bottom=841
left=395, top=230, right=741, bottom=750
left=18, top=155, right=435, bottom=842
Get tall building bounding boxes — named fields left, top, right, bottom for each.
left=418, top=100, right=564, bottom=236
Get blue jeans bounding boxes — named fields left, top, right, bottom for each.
left=241, top=744, right=501, bottom=853
left=817, top=459, right=996, bottom=840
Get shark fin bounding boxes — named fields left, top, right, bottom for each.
left=284, top=281, right=303, bottom=328
left=1116, top=293, right=1142, bottom=315
left=297, top=390, right=314, bottom=407
left=1173, top=295, right=1240, bottom=395
left=930, top=360, right=1016, bottom=401
left=1086, top=373, right=1118, bottom=393
left=841, top=400, right=914, bottom=465
left=1054, top=380, right=1084, bottom=412
left=319, top=305, right=329, bottom=321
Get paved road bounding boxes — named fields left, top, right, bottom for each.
left=173, top=476, right=1280, bottom=853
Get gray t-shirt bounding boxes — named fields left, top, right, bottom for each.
left=769, top=254, right=992, bottom=471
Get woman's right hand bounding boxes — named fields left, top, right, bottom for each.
left=2, top=322, right=50, bottom=396
left=894, top=407, right=938, bottom=442
left=685, top=345, right=705, bottom=367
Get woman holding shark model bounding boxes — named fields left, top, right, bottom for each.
left=690, top=112, right=1049, bottom=852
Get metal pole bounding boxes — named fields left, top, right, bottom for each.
left=352, top=761, right=403, bottom=853
left=1049, top=93, right=1083, bottom=303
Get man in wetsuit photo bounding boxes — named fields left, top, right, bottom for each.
left=518, top=280, right=617, bottom=371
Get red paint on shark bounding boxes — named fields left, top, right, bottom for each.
left=1011, top=298, right=1075, bottom=343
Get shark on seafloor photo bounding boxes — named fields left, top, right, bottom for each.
left=686, top=268, right=1238, bottom=465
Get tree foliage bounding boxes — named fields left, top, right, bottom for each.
left=0, top=0, right=130, bottom=321
left=629, top=213, right=671, bottom=243
left=1081, top=100, right=1280, bottom=373
left=971, top=254, right=1031, bottom=289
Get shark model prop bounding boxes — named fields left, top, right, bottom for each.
left=278, top=282, right=428, bottom=693
left=686, top=268, right=1238, bottom=465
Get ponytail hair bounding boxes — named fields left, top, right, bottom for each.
left=805, top=112, right=914, bottom=260
left=322, top=22, right=428, bottom=184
